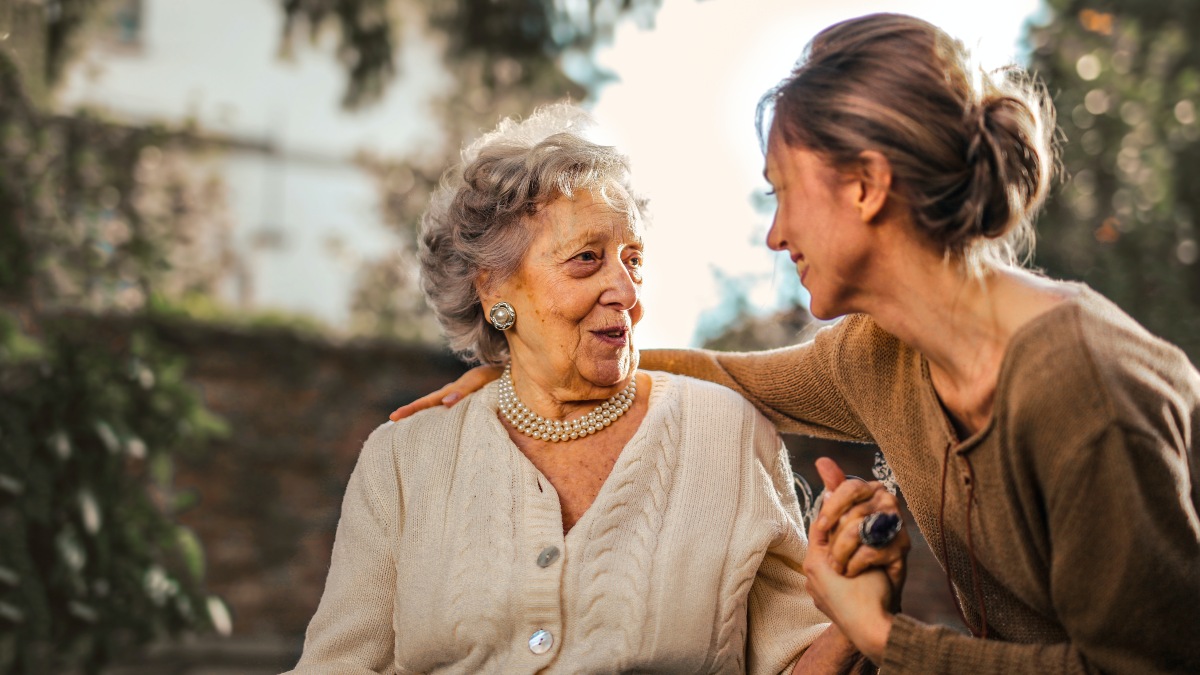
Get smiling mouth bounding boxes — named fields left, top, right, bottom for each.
left=592, top=326, right=630, bottom=343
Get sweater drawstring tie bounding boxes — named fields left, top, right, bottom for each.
left=938, top=441, right=989, bottom=639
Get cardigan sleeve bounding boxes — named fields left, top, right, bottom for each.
left=882, top=423, right=1200, bottom=675
left=286, top=423, right=401, bottom=675
left=743, top=412, right=835, bottom=675
left=639, top=319, right=871, bottom=442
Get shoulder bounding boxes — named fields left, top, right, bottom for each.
left=647, top=371, right=785, bottom=464
left=816, top=314, right=922, bottom=421
left=823, top=314, right=917, bottom=385
left=1070, top=289, right=1200, bottom=405
left=649, top=370, right=767, bottom=421
left=368, top=385, right=502, bottom=472
left=1002, top=286, right=1200, bottom=457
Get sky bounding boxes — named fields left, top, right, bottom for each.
left=59, top=0, right=1044, bottom=348
left=588, top=0, right=1044, bottom=348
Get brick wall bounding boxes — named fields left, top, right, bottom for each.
left=150, top=320, right=467, bottom=645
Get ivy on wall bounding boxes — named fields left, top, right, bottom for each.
left=0, top=42, right=228, bottom=673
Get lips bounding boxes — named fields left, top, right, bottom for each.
left=790, top=252, right=809, bottom=285
left=591, top=325, right=630, bottom=346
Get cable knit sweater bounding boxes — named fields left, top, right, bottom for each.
left=643, top=285, right=1200, bottom=674
left=286, top=371, right=829, bottom=674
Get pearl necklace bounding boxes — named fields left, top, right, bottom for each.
left=498, top=364, right=636, bottom=442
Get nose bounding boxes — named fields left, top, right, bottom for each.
left=766, top=213, right=786, bottom=252
left=599, top=259, right=640, bottom=311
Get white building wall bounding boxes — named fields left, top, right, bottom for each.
left=57, top=0, right=450, bottom=328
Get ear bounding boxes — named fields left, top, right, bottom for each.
left=854, top=150, right=893, bottom=224
left=475, top=270, right=495, bottom=310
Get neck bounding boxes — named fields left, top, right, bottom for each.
left=854, top=247, right=1071, bottom=433
left=506, top=359, right=636, bottom=421
left=499, top=364, right=638, bottom=442
left=867, top=259, right=1007, bottom=385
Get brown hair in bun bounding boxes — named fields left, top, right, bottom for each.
left=759, top=13, right=1057, bottom=272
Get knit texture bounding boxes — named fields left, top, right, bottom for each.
left=286, top=372, right=829, bottom=674
left=643, top=285, right=1200, bottom=674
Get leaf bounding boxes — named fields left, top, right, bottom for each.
left=175, top=527, right=205, bottom=582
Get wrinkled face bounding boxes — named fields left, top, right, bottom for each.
left=486, top=190, right=644, bottom=396
left=764, top=129, right=872, bottom=320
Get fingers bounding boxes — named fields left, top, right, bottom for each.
left=814, top=475, right=880, bottom=535
left=388, top=365, right=503, bottom=421
left=802, top=538, right=835, bottom=615
left=810, top=457, right=852, bottom=546
left=843, top=528, right=910, bottom=579
left=814, top=457, right=847, bottom=492
left=828, top=498, right=888, bottom=571
left=389, top=387, right=453, bottom=421
left=826, top=491, right=909, bottom=580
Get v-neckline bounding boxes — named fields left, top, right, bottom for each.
left=918, top=289, right=1084, bottom=452
left=483, top=372, right=667, bottom=540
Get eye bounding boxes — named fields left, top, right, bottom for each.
left=574, top=251, right=599, bottom=263
left=626, top=253, right=643, bottom=268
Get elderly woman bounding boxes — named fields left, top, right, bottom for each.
left=287, top=105, right=869, bottom=674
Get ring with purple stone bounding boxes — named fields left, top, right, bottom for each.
left=859, top=511, right=902, bottom=549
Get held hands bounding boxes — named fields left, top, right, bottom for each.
left=388, top=365, right=503, bottom=421
left=813, top=458, right=909, bottom=593
left=803, top=457, right=911, bottom=664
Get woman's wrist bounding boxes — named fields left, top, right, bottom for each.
left=850, top=607, right=894, bottom=664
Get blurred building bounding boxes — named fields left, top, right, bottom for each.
left=56, top=0, right=449, bottom=330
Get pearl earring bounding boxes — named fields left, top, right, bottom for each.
left=489, top=301, right=516, bottom=330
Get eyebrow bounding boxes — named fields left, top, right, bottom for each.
left=552, top=226, right=643, bottom=253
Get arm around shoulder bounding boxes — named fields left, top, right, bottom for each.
left=642, top=319, right=871, bottom=441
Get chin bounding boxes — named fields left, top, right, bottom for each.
left=809, top=305, right=837, bottom=321
left=807, top=296, right=845, bottom=322
left=583, top=349, right=637, bottom=388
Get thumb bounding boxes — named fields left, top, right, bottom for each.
left=814, top=457, right=847, bottom=493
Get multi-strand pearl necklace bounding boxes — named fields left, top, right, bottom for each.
left=498, top=364, right=636, bottom=442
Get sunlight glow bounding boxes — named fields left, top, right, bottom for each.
left=590, top=0, right=1043, bottom=347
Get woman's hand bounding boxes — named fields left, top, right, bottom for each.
left=388, top=365, right=502, bottom=421
left=803, top=457, right=910, bottom=664
left=803, top=540, right=894, bottom=664
left=812, top=457, right=910, bottom=596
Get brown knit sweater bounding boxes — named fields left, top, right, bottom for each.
left=643, top=285, right=1200, bottom=674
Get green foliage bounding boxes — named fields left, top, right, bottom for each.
left=1, top=31, right=227, bottom=673
left=1029, top=1, right=1200, bottom=362
left=0, top=313, right=225, bottom=674
left=282, top=0, right=662, bottom=108
left=0, top=48, right=159, bottom=311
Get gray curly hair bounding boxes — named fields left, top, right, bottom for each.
left=418, top=103, right=648, bottom=365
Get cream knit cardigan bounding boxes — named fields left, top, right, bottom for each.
left=286, top=371, right=828, bottom=674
